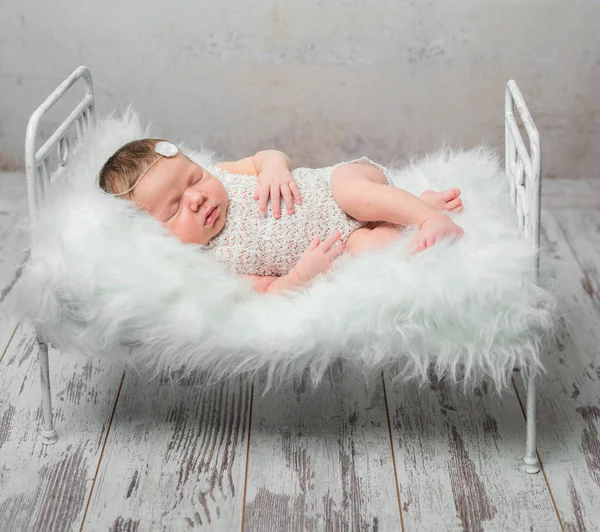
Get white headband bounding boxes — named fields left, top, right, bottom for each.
left=106, top=141, right=179, bottom=197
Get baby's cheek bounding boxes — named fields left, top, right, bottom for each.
left=171, top=214, right=199, bottom=243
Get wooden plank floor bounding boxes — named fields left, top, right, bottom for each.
left=1, top=171, right=600, bottom=531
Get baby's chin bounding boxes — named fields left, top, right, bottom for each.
left=200, top=218, right=226, bottom=246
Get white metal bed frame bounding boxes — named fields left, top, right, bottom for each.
left=23, top=66, right=543, bottom=474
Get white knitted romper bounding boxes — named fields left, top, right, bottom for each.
left=206, top=157, right=391, bottom=276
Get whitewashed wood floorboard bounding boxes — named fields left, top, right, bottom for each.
left=541, top=179, right=600, bottom=209
left=0, top=173, right=28, bottom=357
left=83, top=370, right=252, bottom=530
left=511, top=209, right=600, bottom=532
left=0, top=322, right=125, bottom=531
left=385, top=372, right=560, bottom=531
left=243, top=363, right=403, bottom=531
left=553, top=209, right=600, bottom=309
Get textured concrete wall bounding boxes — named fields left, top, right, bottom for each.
left=1, top=1, right=598, bottom=177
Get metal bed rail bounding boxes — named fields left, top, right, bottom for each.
left=24, top=65, right=96, bottom=220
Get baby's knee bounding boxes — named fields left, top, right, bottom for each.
left=331, top=163, right=387, bottom=192
left=332, top=163, right=394, bottom=224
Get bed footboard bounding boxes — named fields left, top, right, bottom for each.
left=504, top=80, right=543, bottom=474
left=504, top=80, right=542, bottom=281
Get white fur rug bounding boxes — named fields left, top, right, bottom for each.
left=12, top=110, right=558, bottom=394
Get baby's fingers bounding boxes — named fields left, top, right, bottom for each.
left=271, top=185, right=281, bottom=218
left=258, top=183, right=270, bottom=214
left=281, top=185, right=295, bottom=214
left=329, top=241, right=347, bottom=259
left=289, top=180, right=302, bottom=205
left=307, top=237, right=320, bottom=251
left=320, top=232, right=343, bottom=251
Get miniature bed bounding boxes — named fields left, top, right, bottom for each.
left=13, top=66, right=557, bottom=474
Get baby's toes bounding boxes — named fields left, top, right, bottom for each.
left=442, top=188, right=461, bottom=202
left=426, top=234, right=438, bottom=248
left=409, top=234, right=426, bottom=254
left=447, top=198, right=463, bottom=212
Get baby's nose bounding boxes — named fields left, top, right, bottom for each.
left=187, top=190, right=206, bottom=209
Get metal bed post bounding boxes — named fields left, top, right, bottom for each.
left=24, top=66, right=96, bottom=445
left=505, top=80, right=542, bottom=474
left=36, top=338, right=58, bottom=444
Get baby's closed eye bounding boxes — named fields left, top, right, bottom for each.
left=169, top=203, right=181, bottom=219
left=168, top=174, right=203, bottom=219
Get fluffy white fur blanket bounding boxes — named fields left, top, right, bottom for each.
left=12, top=110, right=558, bottom=394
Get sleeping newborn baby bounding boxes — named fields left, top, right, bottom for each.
left=98, top=139, right=464, bottom=294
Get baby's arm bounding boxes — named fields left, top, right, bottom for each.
left=241, top=274, right=280, bottom=293
left=215, top=150, right=291, bottom=176
left=215, top=157, right=257, bottom=175
left=244, top=232, right=346, bottom=295
left=253, top=150, right=292, bottom=173
left=240, top=273, right=306, bottom=295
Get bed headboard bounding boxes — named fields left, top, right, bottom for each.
left=504, top=80, right=542, bottom=280
left=24, top=65, right=96, bottom=219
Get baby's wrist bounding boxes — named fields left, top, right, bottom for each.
left=265, top=268, right=306, bottom=294
left=254, top=150, right=292, bottom=173
left=287, top=267, right=307, bottom=286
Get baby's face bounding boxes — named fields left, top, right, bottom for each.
left=133, top=153, right=228, bottom=245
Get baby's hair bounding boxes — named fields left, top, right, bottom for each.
left=98, top=138, right=166, bottom=199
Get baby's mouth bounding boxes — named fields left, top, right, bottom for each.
left=204, top=205, right=218, bottom=225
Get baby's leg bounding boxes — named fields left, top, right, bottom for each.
left=331, top=163, right=461, bottom=225
left=345, top=223, right=402, bottom=257
left=332, top=162, right=465, bottom=254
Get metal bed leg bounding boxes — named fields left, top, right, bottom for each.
left=523, top=374, right=540, bottom=474
left=37, top=336, right=58, bottom=445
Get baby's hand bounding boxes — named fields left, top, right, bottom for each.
left=255, top=168, right=302, bottom=218
left=289, top=232, right=347, bottom=285
left=409, top=214, right=464, bottom=255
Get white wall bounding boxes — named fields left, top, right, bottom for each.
left=1, top=0, right=598, bottom=178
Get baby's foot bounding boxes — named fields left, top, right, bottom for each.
left=420, top=188, right=464, bottom=214
left=409, top=214, right=464, bottom=255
